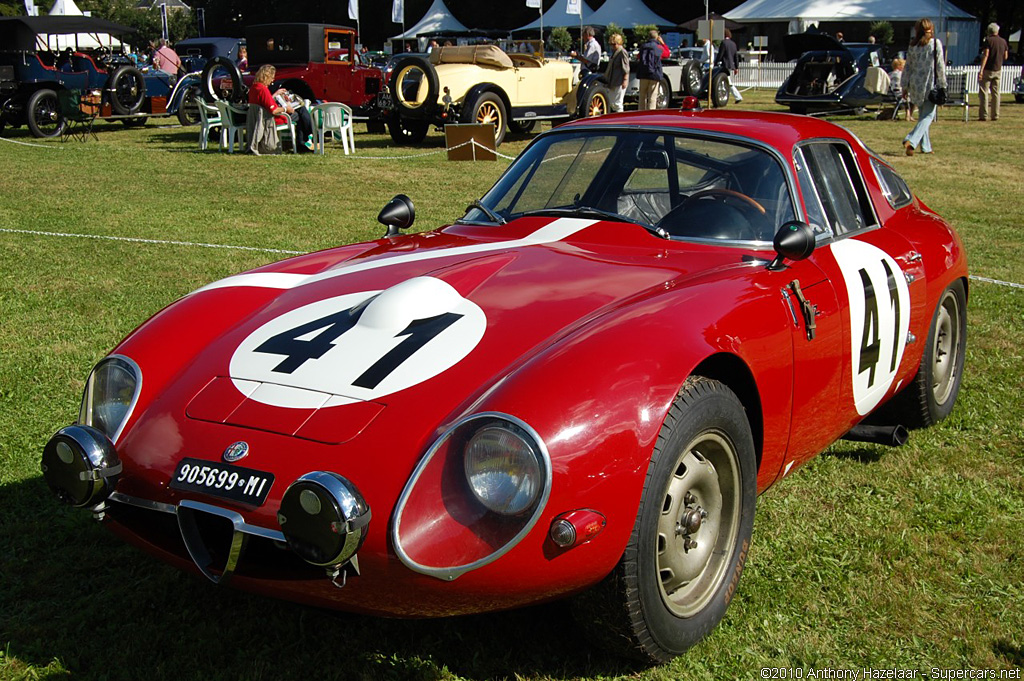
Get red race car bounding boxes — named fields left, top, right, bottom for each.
left=43, top=103, right=967, bottom=663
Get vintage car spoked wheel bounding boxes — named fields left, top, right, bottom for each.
left=26, top=88, right=64, bottom=138
left=889, top=279, right=967, bottom=428
left=585, top=85, right=610, bottom=117
left=507, top=119, right=536, bottom=135
left=465, top=92, right=506, bottom=146
left=656, top=78, right=671, bottom=108
left=573, top=376, right=755, bottom=662
left=711, top=72, right=730, bottom=108
left=682, top=62, right=702, bottom=97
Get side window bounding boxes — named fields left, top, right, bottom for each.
left=326, top=31, right=352, bottom=64
left=871, top=159, right=913, bottom=209
left=795, top=142, right=878, bottom=237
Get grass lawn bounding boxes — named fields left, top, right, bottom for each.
left=1, top=90, right=1021, bottom=681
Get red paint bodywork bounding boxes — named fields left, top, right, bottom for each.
left=96, top=109, right=966, bottom=617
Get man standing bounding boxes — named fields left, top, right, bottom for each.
left=605, top=33, right=629, bottom=112
left=571, top=26, right=602, bottom=74
left=636, top=30, right=664, bottom=110
left=716, top=28, right=743, bottom=104
left=978, top=23, right=1009, bottom=121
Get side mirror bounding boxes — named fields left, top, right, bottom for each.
left=378, top=194, right=415, bottom=237
left=766, top=221, right=816, bottom=271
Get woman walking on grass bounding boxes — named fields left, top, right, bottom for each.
left=903, top=18, right=946, bottom=155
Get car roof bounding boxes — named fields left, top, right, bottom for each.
left=555, top=108, right=856, bottom=153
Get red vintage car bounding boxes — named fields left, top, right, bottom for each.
left=43, top=104, right=967, bottom=663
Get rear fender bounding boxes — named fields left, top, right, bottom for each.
left=460, top=83, right=509, bottom=114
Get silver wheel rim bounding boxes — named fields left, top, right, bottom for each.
left=931, top=289, right=962, bottom=406
left=656, top=431, right=740, bottom=618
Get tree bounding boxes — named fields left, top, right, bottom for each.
left=79, top=0, right=195, bottom=46
left=605, top=22, right=624, bottom=49
left=632, top=23, right=656, bottom=47
left=869, top=21, right=894, bottom=45
left=550, top=26, right=571, bottom=54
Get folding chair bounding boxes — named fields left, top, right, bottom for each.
left=57, top=89, right=98, bottom=142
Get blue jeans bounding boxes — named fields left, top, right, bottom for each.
left=904, top=100, right=937, bottom=152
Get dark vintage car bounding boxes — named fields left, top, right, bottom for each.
left=44, top=105, right=967, bottom=663
left=200, top=23, right=383, bottom=121
left=775, top=33, right=889, bottom=114
left=0, top=16, right=199, bottom=137
left=169, top=37, right=244, bottom=125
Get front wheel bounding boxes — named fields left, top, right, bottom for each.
left=711, top=72, right=730, bottom=108
left=386, top=114, right=429, bottom=145
left=886, top=279, right=967, bottom=428
left=26, top=88, right=63, bottom=138
left=573, top=376, right=756, bottom=663
left=507, top=118, right=536, bottom=135
left=177, top=86, right=201, bottom=126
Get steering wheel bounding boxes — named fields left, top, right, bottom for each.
left=683, top=188, right=766, bottom=215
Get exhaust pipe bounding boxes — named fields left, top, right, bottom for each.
left=841, top=424, right=909, bottom=448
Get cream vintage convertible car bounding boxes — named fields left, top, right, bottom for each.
left=383, top=42, right=606, bottom=146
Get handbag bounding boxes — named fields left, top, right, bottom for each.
left=927, top=38, right=947, bottom=105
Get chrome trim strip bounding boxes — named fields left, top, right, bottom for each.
left=79, top=354, right=143, bottom=446
left=107, top=492, right=286, bottom=542
left=391, top=411, right=553, bottom=581
left=177, top=500, right=248, bottom=584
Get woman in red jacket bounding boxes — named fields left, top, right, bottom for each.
left=249, top=64, right=314, bottom=152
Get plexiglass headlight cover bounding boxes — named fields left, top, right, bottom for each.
left=392, top=412, right=552, bottom=580
left=464, top=423, right=542, bottom=515
left=78, top=355, right=142, bottom=443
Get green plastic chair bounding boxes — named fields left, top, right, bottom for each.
left=57, top=89, right=98, bottom=142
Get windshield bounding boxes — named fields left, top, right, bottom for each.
left=464, top=129, right=797, bottom=243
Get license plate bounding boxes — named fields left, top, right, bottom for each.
left=169, top=458, right=274, bottom=506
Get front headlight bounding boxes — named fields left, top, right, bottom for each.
left=464, top=424, right=542, bottom=515
left=78, top=356, right=141, bottom=442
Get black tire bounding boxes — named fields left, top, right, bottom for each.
left=108, top=65, right=146, bottom=115
left=681, top=61, right=702, bottom=97
left=121, top=116, right=148, bottom=127
left=460, top=91, right=506, bottom=146
left=886, top=279, right=967, bottom=429
left=656, top=77, right=672, bottom=109
left=1015, top=94, right=1024, bottom=103
left=508, top=118, right=537, bottom=134
left=176, top=85, right=201, bottom=126
left=389, top=55, right=438, bottom=116
left=26, top=88, right=64, bottom=138
left=583, top=82, right=611, bottom=117
left=386, top=113, right=429, bottom=145
left=573, top=376, right=757, bottom=663
left=200, top=56, right=244, bottom=104
left=789, top=104, right=808, bottom=115
left=711, top=72, right=730, bottom=108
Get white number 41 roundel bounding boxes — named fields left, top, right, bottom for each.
left=229, top=277, right=486, bottom=408
left=832, top=239, right=911, bottom=416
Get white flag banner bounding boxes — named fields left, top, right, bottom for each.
left=349, top=0, right=358, bottom=21
left=566, top=0, right=581, bottom=15
left=392, top=0, right=404, bottom=23
left=526, top=0, right=541, bottom=8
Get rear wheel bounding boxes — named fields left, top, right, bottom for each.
left=656, top=77, right=672, bottom=108
left=711, top=72, right=730, bottom=108
left=507, top=119, right=536, bottom=134
left=26, top=88, right=63, bottom=138
left=573, top=376, right=756, bottom=663
left=461, top=91, right=506, bottom=146
left=887, top=280, right=967, bottom=428
left=121, top=116, right=148, bottom=127
left=386, top=113, right=429, bottom=145
left=681, top=62, right=702, bottom=96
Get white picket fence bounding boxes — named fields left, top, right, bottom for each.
left=732, top=62, right=1020, bottom=94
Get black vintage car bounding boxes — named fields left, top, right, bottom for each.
left=775, top=33, right=889, bottom=114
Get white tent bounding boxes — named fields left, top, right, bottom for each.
left=389, top=0, right=468, bottom=50
left=45, top=0, right=123, bottom=49
left=514, top=0, right=596, bottom=32
left=587, top=0, right=674, bottom=29
left=726, top=0, right=979, bottom=64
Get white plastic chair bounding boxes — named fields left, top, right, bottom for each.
left=311, top=102, right=354, bottom=155
left=196, top=100, right=222, bottom=151
left=215, top=100, right=248, bottom=153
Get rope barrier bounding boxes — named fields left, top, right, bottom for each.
left=3, top=227, right=1024, bottom=293
left=0, top=136, right=63, bottom=149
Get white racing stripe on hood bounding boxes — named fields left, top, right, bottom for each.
left=191, top=218, right=598, bottom=295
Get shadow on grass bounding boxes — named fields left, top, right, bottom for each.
left=993, top=639, right=1024, bottom=667
left=0, top=476, right=637, bottom=680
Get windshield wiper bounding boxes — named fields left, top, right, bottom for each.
left=464, top=199, right=507, bottom=225
left=519, top=207, right=669, bottom=239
